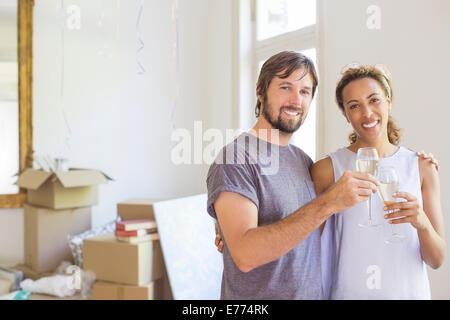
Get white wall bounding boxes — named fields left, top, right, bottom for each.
left=0, top=0, right=232, bottom=267
left=318, top=0, right=450, bottom=299
left=0, top=209, right=23, bottom=267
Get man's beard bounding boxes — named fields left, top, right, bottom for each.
left=261, top=101, right=304, bottom=134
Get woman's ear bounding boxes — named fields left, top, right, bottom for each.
left=340, top=108, right=350, bottom=123
left=387, top=98, right=392, bottom=113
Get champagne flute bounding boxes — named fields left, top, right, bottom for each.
left=378, top=166, right=405, bottom=243
left=356, top=147, right=380, bottom=228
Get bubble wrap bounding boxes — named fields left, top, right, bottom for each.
left=67, top=216, right=121, bottom=268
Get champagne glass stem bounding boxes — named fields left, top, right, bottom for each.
left=390, top=211, right=396, bottom=235
left=368, top=195, right=372, bottom=224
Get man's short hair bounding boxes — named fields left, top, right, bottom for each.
left=255, top=51, right=319, bottom=118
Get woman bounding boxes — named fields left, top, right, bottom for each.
left=313, top=64, right=446, bottom=299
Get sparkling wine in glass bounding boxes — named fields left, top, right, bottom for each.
left=356, top=148, right=380, bottom=228
left=378, top=166, right=405, bottom=243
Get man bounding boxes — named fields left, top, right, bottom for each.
left=206, top=51, right=437, bottom=299
left=206, top=51, right=380, bottom=300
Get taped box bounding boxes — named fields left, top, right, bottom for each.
left=83, top=233, right=164, bottom=286
left=92, top=279, right=164, bottom=300
left=16, top=168, right=112, bottom=209
left=24, top=204, right=92, bottom=273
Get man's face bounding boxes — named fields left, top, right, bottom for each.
left=259, top=68, right=314, bottom=134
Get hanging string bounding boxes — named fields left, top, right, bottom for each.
left=170, top=0, right=180, bottom=133
left=136, top=0, right=145, bottom=75
left=60, top=0, right=72, bottom=150
left=116, top=0, right=121, bottom=66
left=115, top=0, right=121, bottom=92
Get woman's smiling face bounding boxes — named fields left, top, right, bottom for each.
left=342, top=77, right=392, bottom=144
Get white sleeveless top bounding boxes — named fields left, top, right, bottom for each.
left=321, top=146, right=431, bottom=300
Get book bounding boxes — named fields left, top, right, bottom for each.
left=115, top=228, right=157, bottom=237
left=116, top=233, right=159, bottom=244
left=116, top=219, right=157, bottom=231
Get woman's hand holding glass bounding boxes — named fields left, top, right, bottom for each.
left=383, top=192, right=432, bottom=231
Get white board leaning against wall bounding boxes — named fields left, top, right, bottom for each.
left=154, top=194, right=223, bottom=300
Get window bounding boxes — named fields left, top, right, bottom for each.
left=254, top=0, right=318, bottom=160
left=256, top=0, right=316, bottom=41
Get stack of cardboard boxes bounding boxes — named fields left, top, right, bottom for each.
left=14, top=168, right=111, bottom=279
left=86, top=199, right=173, bottom=300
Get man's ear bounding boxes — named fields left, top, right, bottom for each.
left=256, top=88, right=263, bottom=104
left=257, top=95, right=263, bottom=104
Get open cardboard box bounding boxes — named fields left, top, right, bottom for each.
left=16, top=168, right=113, bottom=209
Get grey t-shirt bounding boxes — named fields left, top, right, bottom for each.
left=206, top=132, right=323, bottom=300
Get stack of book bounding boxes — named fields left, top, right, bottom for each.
left=115, top=219, right=159, bottom=244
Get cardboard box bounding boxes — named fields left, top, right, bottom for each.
left=83, top=233, right=164, bottom=286
left=24, top=204, right=92, bottom=273
left=92, top=280, right=164, bottom=300
left=16, top=168, right=112, bottom=209
left=117, top=198, right=167, bottom=221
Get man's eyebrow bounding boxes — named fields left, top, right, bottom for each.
left=278, top=81, right=312, bottom=90
left=345, top=99, right=359, bottom=105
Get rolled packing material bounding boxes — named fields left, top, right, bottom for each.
left=20, top=275, right=77, bottom=298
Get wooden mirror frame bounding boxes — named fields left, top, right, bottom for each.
left=0, top=0, right=34, bottom=208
